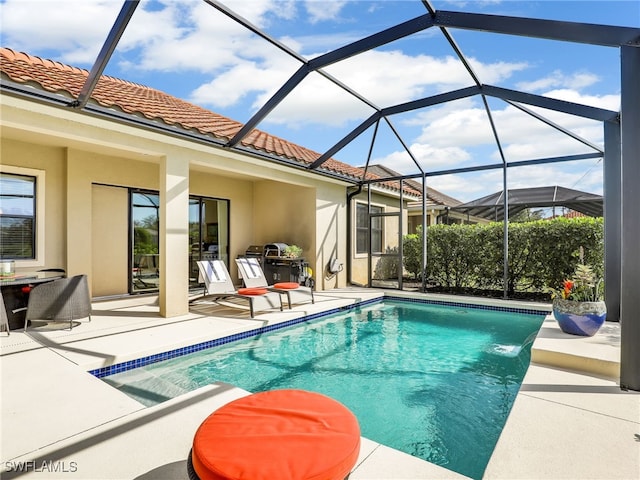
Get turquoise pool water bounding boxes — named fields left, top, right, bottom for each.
left=104, top=300, right=544, bottom=479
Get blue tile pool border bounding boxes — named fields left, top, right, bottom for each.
left=385, top=295, right=550, bottom=316
left=89, top=295, right=548, bottom=378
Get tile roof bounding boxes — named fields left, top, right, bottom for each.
left=0, top=48, right=420, bottom=198
left=366, top=165, right=462, bottom=207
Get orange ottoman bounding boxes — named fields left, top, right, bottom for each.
left=188, top=389, right=361, bottom=480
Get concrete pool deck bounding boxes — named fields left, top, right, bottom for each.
left=1, top=288, right=638, bottom=479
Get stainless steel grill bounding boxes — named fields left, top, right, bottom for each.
left=240, top=243, right=314, bottom=289
left=263, top=243, right=288, bottom=257
left=244, top=245, right=263, bottom=258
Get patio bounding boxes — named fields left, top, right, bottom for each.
left=1, top=289, right=637, bottom=479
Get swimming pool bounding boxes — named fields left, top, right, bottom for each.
left=102, top=298, right=545, bottom=479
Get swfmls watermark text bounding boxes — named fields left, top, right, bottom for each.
left=4, top=460, right=78, bottom=473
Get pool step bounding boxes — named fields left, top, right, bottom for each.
left=530, top=317, right=621, bottom=379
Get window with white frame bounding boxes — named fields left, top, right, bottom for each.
left=356, top=203, right=383, bottom=254
left=0, top=167, right=45, bottom=264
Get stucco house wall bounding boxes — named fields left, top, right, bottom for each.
left=1, top=93, right=349, bottom=317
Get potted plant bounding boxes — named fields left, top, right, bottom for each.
left=547, top=264, right=606, bottom=336
left=283, top=245, right=303, bottom=259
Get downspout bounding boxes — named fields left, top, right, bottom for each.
left=347, top=184, right=364, bottom=287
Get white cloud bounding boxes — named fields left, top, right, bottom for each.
left=415, top=105, right=496, bottom=148
left=215, top=49, right=529, bottom=128
left=0, top=0, right=122, bottom=63
left=0, top=0, right=528, bottom=127
left=191, top=59, right=296, bottom=108
left=428, top=172, right=497, bottom=202
left=468, top=58, right=530, bottom=84
left=304, top=0, right=347, bottom=24
left=428, top=161, right=603, bottom=203
left=216, top=0, right=297, bottom=26
left=374, top=87, right=612, bottom=201
left=542, top=89, right=620, bottom=111
left=373, top=144, right=472, bottom=175
left=0, top=0, right=615, bottom=203
left=119, top=1, right=289, bottom=73
left=406, top=91, right=611, bottom=161
left=517, top=70, right=600, bottom=92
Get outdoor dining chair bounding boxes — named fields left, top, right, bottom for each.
left=20, top=274, right=91, bottom=331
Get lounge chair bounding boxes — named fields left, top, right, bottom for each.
left=191, top=260, right=282, bottom=317
left=236, top=257, right=314, bottom=309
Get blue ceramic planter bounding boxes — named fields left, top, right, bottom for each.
left=552, top=299, right=607, bottom=337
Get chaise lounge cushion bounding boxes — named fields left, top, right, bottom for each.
left=237, top=287, right=269, bottom=296
left=273, top=282, right=300, bottom=290
left=191, top=389, right=361, bottom=480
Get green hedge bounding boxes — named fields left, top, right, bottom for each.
left=403, top=217, right=604, bottom=296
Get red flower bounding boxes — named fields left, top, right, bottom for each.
left=562, top=279, right=574, bottom=299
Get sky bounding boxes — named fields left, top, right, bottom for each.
left=1, top=0, right=638, bottom=204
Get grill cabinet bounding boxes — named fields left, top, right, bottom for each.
left=240, top=243, right=314, bottom=288
left=263, top=257, right=306, bottom=284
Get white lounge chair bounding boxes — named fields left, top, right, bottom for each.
left=191, top=260, right=282, bottom=317
left=236, top=257, right=314, bottom=309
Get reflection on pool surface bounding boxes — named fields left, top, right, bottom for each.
left=104, top=299, right=545, bottom=479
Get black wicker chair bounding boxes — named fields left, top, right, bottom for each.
left=23, top=274, right=91, bottom=331
left=1, top=290, right=9, bottom=336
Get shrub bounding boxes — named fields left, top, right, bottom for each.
left=403, top=230, right=423, bottom=279
left=403, top=217, right=604, bottom=297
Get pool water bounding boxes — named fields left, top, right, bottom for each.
left=104, top=300, right=544, bottom=479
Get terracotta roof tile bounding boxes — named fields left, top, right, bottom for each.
left=0, top=48, right=420, bottom=197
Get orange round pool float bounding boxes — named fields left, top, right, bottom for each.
left=189, top=389, right=361, bottom=480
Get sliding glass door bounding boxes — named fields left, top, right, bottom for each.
left=130, top=190, right=160, bottom=293
left=129, top=190, right=229, bottom=292
left=189, top=196, right=229, bottom=287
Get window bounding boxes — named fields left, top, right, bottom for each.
left=0, top=172, right=36, bottom=260
left=356, top=203, right=383, bottom=254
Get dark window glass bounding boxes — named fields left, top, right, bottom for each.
left=371, top=213, right=383, bottom=253
left=356, top=203, right=383, bottom=254
left=0, top=173, right=36, bottom=259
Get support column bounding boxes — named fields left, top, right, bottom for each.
left=159, top=155, right=189, bottom=317
left=603, top=121, right=621, bottom=322
left=502, top=164, right=509, bottom=299
left=620, top=45, right=640, bottom=391
left=66, top=149, right=93, bottom=281
left=421, top=174, right=427, bottom=292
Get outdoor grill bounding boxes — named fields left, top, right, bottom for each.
left=240, top=243, right=314, bottom=288
left=263, top=242, right=288, bottom=257
left=244, top=245, right=263, bottom=259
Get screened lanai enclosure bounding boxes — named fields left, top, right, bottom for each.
left=2, top=1, right=638, bottom=388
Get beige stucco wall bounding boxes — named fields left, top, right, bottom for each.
left=253, top=180, right=315, bottom=254
left=1, top=139, right=67, bottom=270
left=1, top=93, right=350, bottom=315
left=91, top=184, right=128, bottom=297
left=314, top=183, right=347, bottom=290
